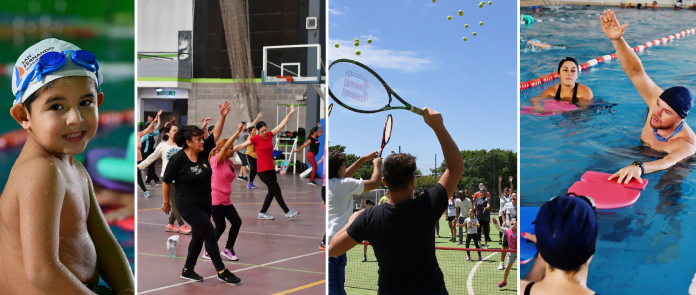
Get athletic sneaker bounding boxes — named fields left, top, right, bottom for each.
left=179, top=225, right=192, bottom=235
left=258, top=213, right=274, bottom=220
left=242, top=176, right=248, bottom=181
left=308, top=181, right=317, bottom=186
left=466, top=256, right=471, bottom=261
left=218, top=269, right=241, bottom=285
left=449, top=238, right=455, bottom=242
left=221, top=248, right=238, bottom=261
left=247, top=183, right=257, bottom=189
left=362, top=256, right=367, bottom=262
left=478, top=256, right=483, bottom=261
left=237, top=175, right=245, bottom=180
left=143, top=191, right=151, bottom=198
left=285, top=210, right=299, bottom=220
left=181, top=268, right=203, bottom=282
left=319, top=241, right=326, bottom=251
left=498, top=281, right=507, bottom=288
left=165, top=224, right=180, bottom=232
left=498, top=261, right=505, bottom=270
left=456, top=241, right=463, bottom=245
left=154, top=181, right=162, bottom=186
left=484, top=244, right=489, bottom=249
left=202, top=251, right=211, bottom=260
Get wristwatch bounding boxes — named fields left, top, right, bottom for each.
left=632, top=161, right=644, bottom=175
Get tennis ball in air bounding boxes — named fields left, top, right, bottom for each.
left=356, top=50, right=361, bottom=55
left=479, top=2, right=484, bottom=8
left=459, top=10, right=463, bottom=16
left=473, top=32, right=477, bottom=36
left=334, top=43, right=339, bottom=48
left=354, top=42, right=359, bottom=47
left=463, top=37, right=467, bottom=41
left=354, top=38, right=359, bottom=42
left=367, top=39, right=372, bottom=44
left=488, top=1, right=492, bottom=4
left=447, top=16, right=452, bottom=20
left=432, top=0, right=436, bottom=2
left=465, top=24, right=469, bottom=28
left=480, top=22, right=483, bottom=26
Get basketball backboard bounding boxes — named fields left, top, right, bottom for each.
left=262, top=44, right=323, bottom=85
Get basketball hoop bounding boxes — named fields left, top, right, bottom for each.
left=276, top=76, right=293, bottom=94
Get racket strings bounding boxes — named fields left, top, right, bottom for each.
left=329, top=62, right=390, bottom=111
left=383, top=116, right=393, bottom=144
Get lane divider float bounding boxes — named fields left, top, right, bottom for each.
left=520, top=27, right=696, bottom=92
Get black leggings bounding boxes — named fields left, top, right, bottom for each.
left=136, top=162, right=147, bottom=192
left=258, top=170, right=290, bottom=214
left=498, top=216, right=503, bottom=240
left=142, top=153, right=160, bottom=183
left=466, top=233, right=481, bottom=256
left=212, top=204, right=242, bottom=251
left=247, top=155, right=257, bottom=183
left=477, top=220, right=491, bottom=243
left=182, top=211, right=225, bottom=272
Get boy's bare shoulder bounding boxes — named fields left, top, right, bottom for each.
left=6, top=156, right=66, bottom=198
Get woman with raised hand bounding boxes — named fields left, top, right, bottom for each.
left=294, top=122, right=324, bottom=186
left=233, top=104, right=300, bottom=221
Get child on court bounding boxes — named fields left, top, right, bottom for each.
left=458, top=208, right=482, bottom=261
left=358, top=199, right=375, bottom=262
left=329, top=108, right=464, bottom=295
left=327, top=150, right=382, bottom=295
left=0, top=38, right=134, bottom=294
left=492, top=217, right=517, bottom=288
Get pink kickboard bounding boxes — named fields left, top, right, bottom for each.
left=520, top=100, right=578, bottom=116
left=568, top=181, right=641, bottom=209
left=581, top=171, right=648, bottom=190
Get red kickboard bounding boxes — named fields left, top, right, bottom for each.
left=581, top=171, right=648, bottom=190
left=568, top=181, right=641, bottom=209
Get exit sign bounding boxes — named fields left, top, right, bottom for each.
left=157, top=90, right=176, bottom=96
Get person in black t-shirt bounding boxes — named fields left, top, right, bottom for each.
left=294, top=122, right=324, bottom=186
left=161, top=101, right=241, bottom=285
left=328, top=108, right=464, bottom=295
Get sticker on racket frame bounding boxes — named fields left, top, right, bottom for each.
left=379, top=114, right=393, bottom=157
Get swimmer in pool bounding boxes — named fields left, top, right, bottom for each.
left=527, top=39, right=568, bottom=50
left=530, top=57, right=594, bottom=113
left=601, top=9, right=696, bottom=183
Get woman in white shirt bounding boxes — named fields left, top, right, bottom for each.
left=138, top=123, right=191, bottom=235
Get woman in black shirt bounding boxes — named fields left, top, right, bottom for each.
left=161, top=101, right=241, bottom=284
left=294, top=123, right=323, bottom=185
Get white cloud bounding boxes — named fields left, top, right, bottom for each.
left=328, top=39, right=434, bottom=73
left=329, top=8, right=342, bottom=15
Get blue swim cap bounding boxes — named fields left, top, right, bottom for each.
left=659, top=86, right=693, bottom=118
left=534, top=195, right=597, bottom=271
left=532, top=6, right=538, bottom=9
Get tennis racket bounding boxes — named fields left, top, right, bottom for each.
left=329, top=59, right=425, bottom=116
left=378, top=114, right=393, bottom=157
left=328, top=103, right=333, bottom=116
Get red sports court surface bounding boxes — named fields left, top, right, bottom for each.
left=137, top=163, right=325, bottom=294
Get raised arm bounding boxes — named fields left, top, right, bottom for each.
left=85, top=166, right=135, bottom=295
left=249, top=112, right=263, bottom=129
left=217, top=123, right=245, bottom=165
left=423, top=107, right=464, bottom=197
left=18, top=161, right=95, bottom=294
left=212, top=100, right=232, bottom=142
left=317, top=122, right=324, bottom=137
left=345, top=151, right=379, bottom=178
left=272, top=104, right=298, bottom=135
left=294, top=140, right=311, bottom=153
left=363, top=157, right=383, bottom=192
left=232, top=139, right=253, bottom=153
left=491, top=217, right=506, bottom=232
left=137, top=119, right=155, bottom=139
left=200, top=117, right=211, bottom=139
left=154, top=110, right=162, bottom=130
left=509, top=176, right=514, bottom=193
left=498, top=175, right=502, bottom=197
left=601, top=9, right=662, bottom=105
left=137, top=144, right=164, bottom=170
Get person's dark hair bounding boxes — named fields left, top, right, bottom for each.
left=247, top=126, right=256, bottom=133
left=637, top=3, right=642, bottom=8
left=256, top=121, right=267, bottom=131
left=162, top=123, right=177, bottom=141
left=365, top=200, right=375, bottom=206
left=309, top=127, right=318, bottom=137
left=174, top=125, right=205, bottom=149
left=557, top=57, right=579, bottom=73
left=207, top=125, right=214, bottom=133
left=328, top=150, right=347, bottom=179
left=382, top=153, right=417, bottom=192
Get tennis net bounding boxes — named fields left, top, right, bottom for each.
left=345, top=243, right=517, bottom=294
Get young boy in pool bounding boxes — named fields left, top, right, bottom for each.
left=0, top=39, right=134, bottom=295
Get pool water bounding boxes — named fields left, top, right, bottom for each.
left=521, top=5, right=696, bottom=294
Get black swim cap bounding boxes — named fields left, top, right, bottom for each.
left=659, top=86, right=693, bottom=118
left=557, top=57, right=579, bottom=73
left=534, top=195, right=598, bottom=271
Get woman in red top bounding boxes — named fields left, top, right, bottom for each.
left=233, top=104, right=300, bottom=221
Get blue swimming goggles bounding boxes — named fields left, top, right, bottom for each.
left=14, top=50, right=100, bottom=104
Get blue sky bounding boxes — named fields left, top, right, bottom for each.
left=328, top=0, right=518, bottom=172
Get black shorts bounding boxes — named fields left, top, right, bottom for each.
left=502, top=233, right=508, bottom=248
left=238, top=151, right=248, bottom=166
left=447, top=216, right=456, bottom=222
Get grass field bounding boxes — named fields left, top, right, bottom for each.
left=344, top=216, right=517, bottom=295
